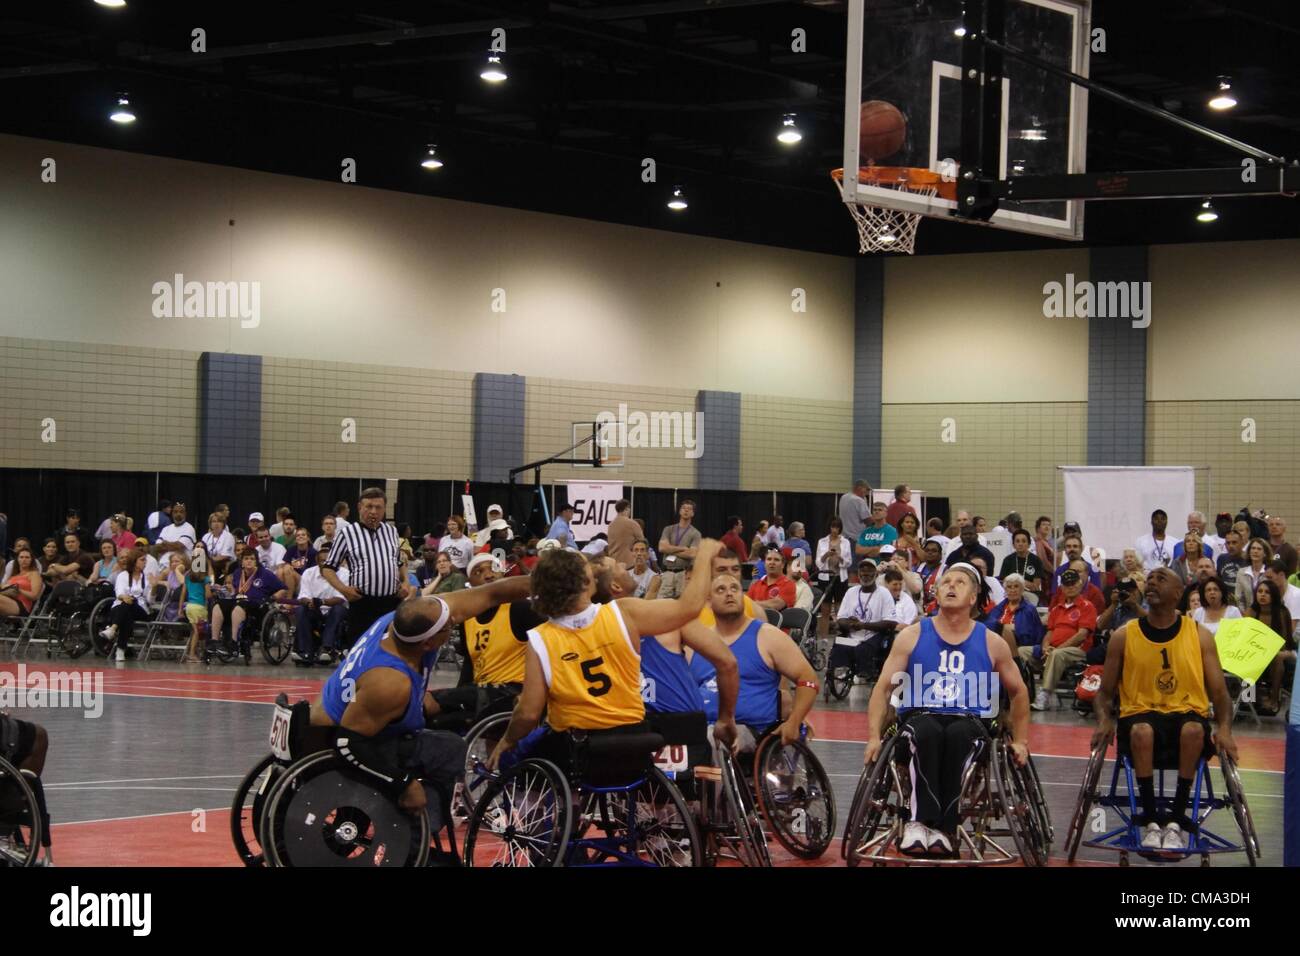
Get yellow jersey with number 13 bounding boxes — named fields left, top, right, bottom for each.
left=1118, top=614, right=1210, bottom=718
left=528, top=602, right=645, bottom=732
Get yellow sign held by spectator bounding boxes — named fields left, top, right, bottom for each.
left=1214, top=617, right=1284, bottom=685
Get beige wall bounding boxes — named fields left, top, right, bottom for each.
left=882, top=249, right=1091, bottom=403
left=881, top=402, right=1088, bottom=524
left=1149, top=240, right=1300, bottom=400
left=740, top=394, right=853, bottom=492
left=0, top=336, right=199, bottom=471
left=0, top=133, right=854, bottom=401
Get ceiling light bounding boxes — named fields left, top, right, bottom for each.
left=667, top=186, right=688, bottom=211
left=1018, top=129, right=1047, bottom=141
left=1011, top=160, right=1026, bottom=174
left=777, top=114, right=802, bottom=145
left=109, top=93, right=135, bottom=123
left=420, top=145, right=444, bottom=170
left=1208, top=77, right=1236, bottom=111
left=94, top=0, right=127, bottom=7
left=480, top=53, right=507, bottom=83
left=954, top=26, right=967, bottom=37
left=877, top=230, right=897, bottom=245
left=1196, top=199, right=1218, bottom=223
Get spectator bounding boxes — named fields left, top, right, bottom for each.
left=254, top=527, right=287, bottom=572
left=720, top=515, right=749, bottom=563
left=1170, top=533, right=1204, bottom=584
left=657, top=499, right=700, bottom=600
left=268, top=507, right=292, bottom=541
left=983, top=573, right=1044, bottom=656
left=1051, top=558, right=1105, bottom=615
left=1052, top=534, right=1101, bottom=589
left=394, top=523, right=417, bottom=566
left=629, top=540, right=660, bottom=598
left=969, top=556, right=1004, bottom=612
left=604, top=499, right=641, bottom=565
left=998, top=528, right=1047, bottom=597
left=1118, top=549, right=1147, bottom=592
left=273, top=514, right=299, bottom=549
left=331, top=500, right=351, bottom=530
left=926, top=517, right=950, bottom=553
left=814, top=517, right=854, bottom=607
left=282, top=527, right=317, bottom=597
left=831, top=560, right=885, bottom=678
left=784, top=522, right=812, bottom=561
left=292, top=545, right=349, bottom=667
left=1135, top=509, right=1173, bottom=571
left=503, top=540, right=531, bottom=578
left=1235, top=538, right=1271, bottom=608
left=763, top=515, right=786, bottom=548
left=885, top=548, right=923, bottom=600
left=479, top=520, right=513, bottom=561
left=1191, top=576, right=1241, bottom=635
left=145, top=500, right=173, bottom=544
left=102, top=548, right=151, bottom=661
left=838, top=479, right=872, bottom=543
left=749, top=521, right=769, bottom=563
left=106, top=515, right=135, bottom=556
left=633, top=519, right=659, bottom=570
left=542, top=504, right=575, bottom=550
left=3, top=537, right=35, bottom=580
left=157, top=502, right=197, bottom=558
left=1246, top=579, right=1295, bottom=713
left=1264, top=560, right=1300, bottom=637
left=944, top=524, right=995, bottom=572
left=885, top=484, right=918, bottom=529
left=749, top=547, right=796, bottom=611
left=787, top=555, right=816, bottom=611
left=1216, top=530, right=1247, bottom=593
left=579, top=532, right=608, bottom=557
left=46, top=532, right=93, bottom=584
left=439, top=516, right=475, bottom=572
left=1267, top=516, right=1299, bottom=576
left=54, top=508, right=94, bottom=553
left=38, top=539, right=60, bottom=581
left=244, top=512, right=267, bottom=547
left=1203, top=512, right=1233, bottom=561
left=1033, top=516, right=1056, bottom=577
left=1023, top=568, right=1096, bottom=711
left=893, top=513, right=924, bottom=569
left=856, top=501, right=899, bottom=559
left=210, top=550, right=288, bottom=661
left=1173, top=512, right=1214, bottom=564
left=420, top=552, right=466, bottom=596
left=202, top=513, right=236, bottom=579
left=917, top=538, right=946, bottom=609
left=313, top=514, right=338, bottom=552
left=89, top=539, right=120, bottom=586
left=181, top=552, right=213, bottom=663
left=213, top=503, right=232, bottom=529
left=0, top=546, right=42, bottom=622
left=412, top=542, right=440, bottom=587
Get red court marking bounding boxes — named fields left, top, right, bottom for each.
left=0, top=663, right=321, bottom=704
left=54, top=808, right=240, bottom=868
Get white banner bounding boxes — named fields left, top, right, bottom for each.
left=1061, top=466, right=1195, bottom=559
left=565, top=481, right=624, bottom=543
left=461, top=495, right=478, bottom=533
left=983, top=529, right=1012, bottom=574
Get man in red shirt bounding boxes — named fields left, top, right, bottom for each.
left=884, top=484, right=918, bottom=529
left=720, top=515, right=749, bottom=564
left=1023, top=568, right=1096, bottom=711
left=748, top=546, right=795, bottom=611
left=1049, top=558, right=1105, bottom=615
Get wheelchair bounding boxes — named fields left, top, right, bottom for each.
left=842, top=712, right=1052, bottom=867
left=779, top=607, right=827, bottom=673
left=0, top=753, right=50, bottom=867
left=1062, top=723, right=1259, bottom=867
left=203, top=599, right=295, bottom=665
left=231, top=694, right=454, bottom=867
left=825, top=634, right=889, bottom=701
left=23, top=579, right=109, bottom=659
left=462, top=726, right=703, bottom=867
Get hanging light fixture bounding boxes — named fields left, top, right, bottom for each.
left=776, top=113, right=802, bottom=145
left=1196, top=199, right=1219, bottom=223
left=480, top=52, right=507, bottom=83
left=1208, top=77, right=1236, bottom=111
left=420, top=145, right=444, bottom=170
left=109, top=93, right=136, bottom=123
left=94, top=0, right=127, bottom=8
left=667, top=186, right=688, bottom=211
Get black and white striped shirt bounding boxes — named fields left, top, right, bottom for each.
left=324, top=519, right=402, bottom=597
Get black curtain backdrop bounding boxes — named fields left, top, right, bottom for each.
left=777, top=492, right=839, bottom=540
left=394, top=480, right=456, bottom=538
left=265, top=476, right=362, bottom=535
left=158, top=473, right=268, bottom=536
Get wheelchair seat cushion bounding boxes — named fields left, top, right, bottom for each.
left=531, top=724, right=665, bottom=788
left=1117, top=711, right=1215, bottom=768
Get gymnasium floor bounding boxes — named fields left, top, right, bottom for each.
left=3, top=659, right=1284, bottom=868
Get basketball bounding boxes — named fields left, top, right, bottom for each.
left=859, top=100, right=907, bottom=162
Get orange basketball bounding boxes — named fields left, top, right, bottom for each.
left=859, top=100, right=907, bottom=162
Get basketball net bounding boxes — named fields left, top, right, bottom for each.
left=831, top=167, right=947, bottom=255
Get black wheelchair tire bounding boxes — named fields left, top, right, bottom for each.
left=1065, top=731, right=1110, bottom=863
left=463, top=757, right=573, bottom=868
left=88, top=597, right=114, bottom=657
left=260, top=609, right=293, bottom=665
left=717, top=746, right=770, bottom=867
left=992, top=739, right=1049, bottom=867
left=230, top=754, right=282, bottom=866
left=1219, top=748, right=1258, bottom=867
left=844, top=735, right=900, bottom=868
left=459, top=711, right=512, bottom=818
left=752, top=734, right=835, bottom=860
left=0, top=757, right=42, bottom=868
left=827, top=666, right=854, bottom=701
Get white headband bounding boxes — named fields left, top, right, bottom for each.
left=467, top=553, right=505, bottom=575
left=392, top=598, right=451, bottom=644
left=942, top=562, right=983, bottom=588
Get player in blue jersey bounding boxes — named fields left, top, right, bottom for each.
left=311, top=578, right=531, bottom=837
left=863, top=562, right=1030, bottom=857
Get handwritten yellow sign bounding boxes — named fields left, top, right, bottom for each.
left=1214, top=617, right=1285, bottom=684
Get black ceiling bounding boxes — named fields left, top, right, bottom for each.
left=2, top=0, right=1297, bottom=256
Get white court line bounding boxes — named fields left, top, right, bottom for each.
left=45, top=774, right=244, bottom=787
left=821, top=771, right=1281, bottom=798
left=53, top=806, right=229, bottom=827
left=47, top=786, right=237, bottom=792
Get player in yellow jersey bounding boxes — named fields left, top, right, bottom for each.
left=1092, top=566, right=1237, bottom=852
left=488, top=538, right=723, bottom=769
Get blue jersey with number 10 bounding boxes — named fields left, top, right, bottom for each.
left=895, top=617, right=997, bottom=717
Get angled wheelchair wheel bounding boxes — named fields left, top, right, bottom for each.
left=844, top=735, right=902, bottom=868
left=88, top=597, right=114, bottom=657
left=827, top=666, right=854, bottom=701
left=753, top=733, right=835, bottom=859
left=464, top=758, right=572, bottom=867
left=260, top=609, right=293, bottom=665
left=230, top=754, right=283, bottom=866
left=1219, top=748, right=1258, bottom=866
left=629, top=768, right=703, bottom=867
left=260, top=751, right=430, bottom=868
left=59, top=611, right=92, bottom=659
left=1065, top=730, right=1111, bottom=863
left=717, top=746, right=770, bottom=867
left=0, top=757, right=42, bottom=868
left=992, top=740, right=1049, bottom=867
left=1024, top=753, right=1054, bottom=842
left=459, top=711, right=511, bottom=817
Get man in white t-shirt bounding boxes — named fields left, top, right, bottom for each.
left=970, top=556, right=1005, bottom=606
left=293, top=546, right=350, bottom=665
left=254, top=527, right=287, bottom=571
left=1200, top=512, right=1231, bottom=562
left=1135, top=508, right=1173, bottom=572
left=157, top=502, right=197, bottom=557
left=1265, top=562, right=1300, bottom=638
left=763, top=516, right=786, bottom=548
left=331, top=501, right=351, bottom=531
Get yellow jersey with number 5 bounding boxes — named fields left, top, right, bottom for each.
left=528, top=602, right=645, bottom=731
left=1118, top=615, right=1210, bottom=718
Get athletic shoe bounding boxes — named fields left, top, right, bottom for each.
left=926, top=828, right=954, bottom=856
left=900, top=821, right=929, bottom=855
left=1161, top=823, right=1186, bottom=851
left=114, top=647, right=125, bottom=663
left=99, top=625, right=116, bottom=640
left=1140, top=822, right=1164, bottom=850
left=1031, top=689, right=1051, bottom=711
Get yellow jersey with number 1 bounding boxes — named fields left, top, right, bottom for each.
left=1118, top=615, right=1210, bottom=718
left=528, top=602, right=645, bottom=732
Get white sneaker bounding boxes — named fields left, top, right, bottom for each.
left=900, top=821, right=929, bottom=854
left=1140, top=822, right=1164, bottom=850
left=99, top=625, right=116, bottom=640
left=1031, top=689, right=1051, bottom=711
left=925, top=828, right=954, bottom=856
left=114, top=647, right=125, bottom=663
left=1161, top=823, right=1186, bottom=851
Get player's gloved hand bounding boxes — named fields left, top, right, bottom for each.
left=713, top=717, right=739, bottom=754
left=398, top=779, right=426, bottom=814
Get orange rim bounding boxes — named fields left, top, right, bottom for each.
left=832, top=166, right=958, bottom=202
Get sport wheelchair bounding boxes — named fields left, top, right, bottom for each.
left=1063, top=723, right=1259, bottom=867
left=199, top=598, right=294, bottom=665
left=0, top=753, right=50, bottom=867
left=842, top=713, right=1052, bottom=867
left=230, top=694, right=456, bottom=867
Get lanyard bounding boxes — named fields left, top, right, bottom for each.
left=673, top=524, right=690, bottom=547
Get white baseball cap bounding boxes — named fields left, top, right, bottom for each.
left=248, top=512, right=265, bottom=523
left=537, top=538, right=562, bottom=552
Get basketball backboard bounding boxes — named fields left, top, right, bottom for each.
left=841, top=0, right=1091, bottom=243
left=572, top=421, right=624, bottom=468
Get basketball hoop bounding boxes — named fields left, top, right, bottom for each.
left=831, top=167, right=958, bottom=255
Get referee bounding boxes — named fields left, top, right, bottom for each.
left=321, top=487, right=411, bottom=647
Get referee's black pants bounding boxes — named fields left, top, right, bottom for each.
left=343, top=594, right=402, bottom=648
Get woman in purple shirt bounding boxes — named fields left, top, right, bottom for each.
left=210, top=550, right=287, bottom=661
